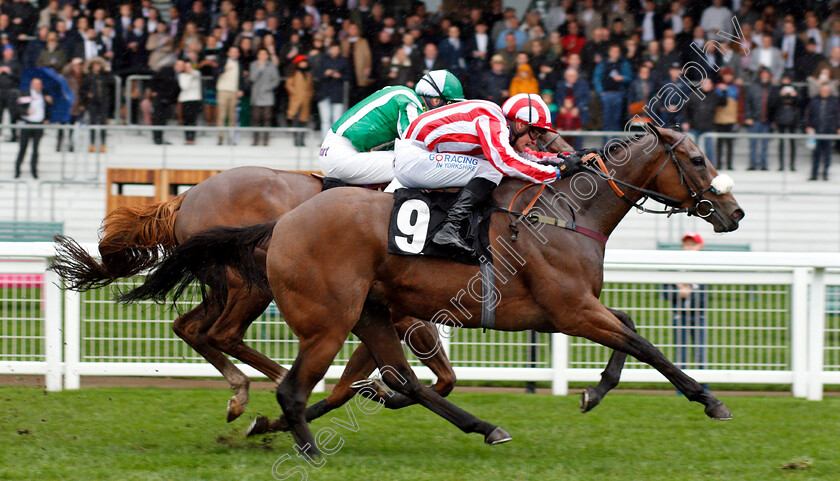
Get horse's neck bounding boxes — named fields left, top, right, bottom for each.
left=579, top=147, right=668, bottom=237
left=495, top=146, right=667, bottom=239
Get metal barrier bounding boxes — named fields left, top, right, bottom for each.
left=0, top=180, right=32, bottom=221
left=37, top=180, right=104, bottom=222
left=1, top=243, right=838, bottom=400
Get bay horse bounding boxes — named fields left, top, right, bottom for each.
left=51, top=167, right=458, bottom=423
left=119, top=124, right=744, bottom=455
left=52, top=134, right=584, bottom=425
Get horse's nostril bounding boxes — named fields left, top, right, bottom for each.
left=731, top=209, right=745, bottom=222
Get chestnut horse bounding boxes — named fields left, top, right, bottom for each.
left=51, top=167, right=457, bottom=422
left=120, top=125, right=744, bottom=455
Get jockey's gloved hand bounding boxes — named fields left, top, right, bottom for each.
left=555, top=153, right=586, bottom=177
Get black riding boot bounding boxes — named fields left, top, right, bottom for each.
left=432, top=178, right=496, bottom=255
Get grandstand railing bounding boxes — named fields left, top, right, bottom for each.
left=1, top=242, right=838, bottom=400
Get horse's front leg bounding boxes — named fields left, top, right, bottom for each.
left=559, top=299, right=731, bottom=420
left=579, top=307, right=635, bottom=413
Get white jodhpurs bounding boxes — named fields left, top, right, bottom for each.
left=318, top=131, right=396, bottom=184
left=393, top=139, right=503, bottom=189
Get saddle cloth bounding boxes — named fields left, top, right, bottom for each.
left=387, top=188, right=494, bottom=265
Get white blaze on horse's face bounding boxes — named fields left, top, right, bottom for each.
left=710, top=174, right=734, bottom=195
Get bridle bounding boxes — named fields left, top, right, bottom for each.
left=503, top=130, right=732, bottom=244
left=583, top=131, right=726, bottom=220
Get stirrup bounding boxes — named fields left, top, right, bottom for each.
left=432, top=228, right=474, bottom=254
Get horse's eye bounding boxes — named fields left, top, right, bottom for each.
left=690, top=156, right=705, bottom=166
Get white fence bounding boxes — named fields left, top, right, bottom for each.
left=1, top=242, right=839, bottom=400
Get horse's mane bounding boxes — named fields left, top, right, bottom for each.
left=603, top=124, right=682, bottom=156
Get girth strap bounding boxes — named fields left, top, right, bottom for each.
left=479, top=261, right=496, bottom=330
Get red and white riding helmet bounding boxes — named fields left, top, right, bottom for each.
left=502, top=93, right=556, bottom=132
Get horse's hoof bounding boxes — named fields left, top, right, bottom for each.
left=227, top=396, right=245, bottom=423
left=485, top=427, right=512, bottom=445
left=246, top=416, right=270, bottom=437
left=705, top=402, right=733, bottom=420
left=580, top=386, right=602, bottom=413
left=349, top=378, right=377, bottom=391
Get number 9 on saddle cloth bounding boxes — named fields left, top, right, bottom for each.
left=387, top=188, right=495, bottom=266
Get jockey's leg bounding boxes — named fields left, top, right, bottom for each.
left=432, top=177, right=496, bottom=255
left=392, top=139, right=502, bottom=254
left=319, top=130, right=395, bottom=186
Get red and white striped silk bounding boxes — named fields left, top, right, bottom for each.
left=403, top=100, right=558, bottom=184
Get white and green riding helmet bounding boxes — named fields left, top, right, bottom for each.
left=414, top=70, right=465, bottom=109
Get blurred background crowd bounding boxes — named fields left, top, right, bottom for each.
left=2, top=0, right=840, bottom=179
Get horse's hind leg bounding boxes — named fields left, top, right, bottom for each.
left=352, top=305, right=511, bottom=445
left=206, top=273, right=289, bottom=419
left=249, top=335, right=381, bottom=436
left=274, top=329, right=351, bottom=457
left=364, top=316, right=457, bottom=410
left=580, top=308, right=635, bottom=413
left=396, top=316, right=456, bottom=397
left=306, top=315, right=456, bottom=417
left=249, top=316, right=457, bottom=435
left=567, top=300, right=731, bottom=420
left=172, top=297, right=251, bottom=422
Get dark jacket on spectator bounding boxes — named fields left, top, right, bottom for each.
left=122, top=29, right=149, bottom=71
left=685, top=90, right=726, bottom=132
left=150, top=65, right=180, bottom=104
left=627, top=77, right=656, bottom=107
left=36, top=45, right=67, bottom=71
left=438, top=36, right=466, bottom=75
left=744, top=80, right=778, bottom=123
left=796, top=51, right=824, bottom=82
left=0, top=57, right=22, bottom=90
left=805, top=95, right=840, bottom=133
left=465, top=34, right=491, bottom=72
left=315, top=53, right=350, bottom=103
left=80, top=69, right=115, bottom=109
left=8, top=2, right=37, bottom=43
left=774, top=84, right=802, bottom=128
left=593, top=57, right=632, bottom=95
left=480, top=70, right=511, bottom=105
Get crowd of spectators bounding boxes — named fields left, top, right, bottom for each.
left=2, top=0, right=840, bottom=180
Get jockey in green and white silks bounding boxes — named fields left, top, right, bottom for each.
left=319, top=70, right=464, bottom=186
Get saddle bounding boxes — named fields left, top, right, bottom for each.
left=387, top=188, right=494, bottom=266
left=387, top=188, right=498, bottom=329
left=310, top=173, right=390, bottom=191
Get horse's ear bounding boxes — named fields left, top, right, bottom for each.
left=644, top=122, right=666, bottom=141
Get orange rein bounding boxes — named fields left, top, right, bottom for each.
left=507, top=183, right=546, bottom=216
left=588, top=153, right=625, bottom=198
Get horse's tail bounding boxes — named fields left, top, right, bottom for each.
left=50, top=195, right=185, bottom=291
left=116, top=218, right=278, bottom=307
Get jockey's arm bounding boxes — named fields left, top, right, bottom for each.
left=397, top=101, right=422, bottom=139
left=519, top=147, right=576, bottom=161
left=474, top=116, right=560, bottom=184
